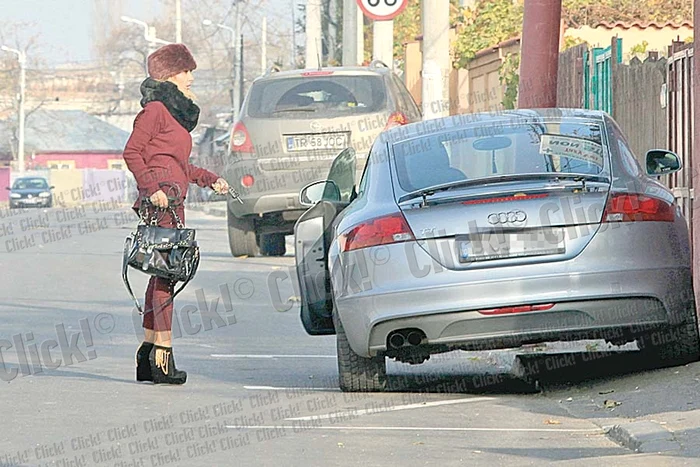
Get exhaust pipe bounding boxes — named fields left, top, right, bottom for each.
left=388, top=332, right=405, bottom=349
left=406, top=331, right=423, bottom=346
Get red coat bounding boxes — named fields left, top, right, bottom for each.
left=123, top=101, right=219, bottom=213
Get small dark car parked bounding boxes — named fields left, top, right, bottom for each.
left=7, top=177, right=54, bottom=209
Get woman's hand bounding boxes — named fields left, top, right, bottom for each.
left=212, top=178, right=230, bottom=194
left=149, top=189, right=169, bottom=208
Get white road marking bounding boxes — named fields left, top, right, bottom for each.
left=244, top=385, right=340, bottom=391
left=285, top=397, right=494, bottom=421
left=211, top=354, right=335, bottom=359
left=229, top=425, right=603, bottom=433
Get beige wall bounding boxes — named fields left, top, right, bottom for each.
left=404, top=41, right=423, bottom=108
left=565, top=25, right=693, bottom=56
left=403, top=35, right=519, bottom=116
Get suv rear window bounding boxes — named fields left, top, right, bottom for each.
left=247, top=75, right=387, bottom=119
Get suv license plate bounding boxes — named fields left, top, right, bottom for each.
left=286, top=133, right=349, bottom=152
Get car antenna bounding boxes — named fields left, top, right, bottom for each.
left=316, top=41, right=322, bottom=71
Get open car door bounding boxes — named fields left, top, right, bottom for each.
left=294, top=147, right=357, bottom=335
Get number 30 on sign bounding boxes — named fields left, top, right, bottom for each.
left=357, top=0, right=409, bottom=21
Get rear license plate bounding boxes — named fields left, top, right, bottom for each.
left=286, top=133, right=349, bottom=152
left=456, top=228, right=565, bottom=263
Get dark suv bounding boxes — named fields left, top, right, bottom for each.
left=222, top=61, right=421, bottom=256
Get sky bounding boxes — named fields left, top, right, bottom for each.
left=0, top=0, right=293, bottom=66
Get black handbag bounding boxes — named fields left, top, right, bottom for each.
left=122, top=201, right=200, bottom=314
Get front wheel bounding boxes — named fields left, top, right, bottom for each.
left=334, top=311, right=387, bottom=392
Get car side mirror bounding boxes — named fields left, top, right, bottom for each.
left=299, top=180, right=341, bottom=207
left=646, top=149, right=682, bottom=176
left=5, top=187, right=9, bottom=191
left=50, top=186, right=55, bottom=190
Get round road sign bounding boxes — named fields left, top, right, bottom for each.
left=357, top=0, right=409, bottom=21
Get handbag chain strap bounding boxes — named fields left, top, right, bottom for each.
left=139, top=199, right=185, bottom=229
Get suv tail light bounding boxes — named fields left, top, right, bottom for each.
left=230, top=121, right=255, bottom=154
left=339, top=212, right=415, bottom=252
left=384, top=111, right=408, bottom=130
left=603, top=193, right=675, bottom=223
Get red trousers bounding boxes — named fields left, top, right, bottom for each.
left=140, top=203, right=186, bottom=332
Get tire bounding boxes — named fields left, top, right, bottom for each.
left=334, top=310, right=387, bottom=392
left=227, top=210, right=259, bottom=257
left=260, top=233, right=286, bottom=257
left=638, top=309, right=700, bottom=368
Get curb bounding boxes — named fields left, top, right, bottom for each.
left=605, top=421, right=682, bottom=453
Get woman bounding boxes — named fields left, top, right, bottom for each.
left=123, top=44, right=229, bottom=385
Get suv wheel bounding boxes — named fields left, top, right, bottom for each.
left=260, top=233, right=286, bottom=257
left=334, top=310, right=387, bottom=392
left=227, top=210, right=260, bottom=257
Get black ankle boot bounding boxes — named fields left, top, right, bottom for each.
left=149, top=345, right=187, bottom=385
left=136, top=342, right=154, bottom=382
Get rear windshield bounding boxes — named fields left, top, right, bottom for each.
left=12, top=178, right=48, bottom=190
left=247, top=75, right=387, bottom=119
left=392, top=120, right=607, bottom=193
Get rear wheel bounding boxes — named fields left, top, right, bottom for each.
left=260, top=233, right=286, bottom=257
left=638, top=308, right=700, bottom=368
left=227, top=210, right=259, bottom=257
left=334, top=310, right=387, bottom=392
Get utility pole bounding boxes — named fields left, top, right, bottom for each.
left=240, top=34, right=245, bottom=109
left=421, top=0, right=450, bottom=119
left=341, top=0, right=363, bottom=66
left=517, top=0, right=562, bottom=108
left=292, top=0, right=298, bottom=67
left=372, top=20, right=393, bottom=69
left=261, top=16, right=267, bottom=74
left=305, top=0, right=323, bottom=69
left=693, top=0, right=700, bottom=293
left=1, top=46, right=26, bottom=174
left=175, top=0, right=182, bottom=42
left=234, top=0, right=244, bottom=121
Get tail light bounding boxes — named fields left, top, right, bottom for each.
left=241, top=175, right=255, bottom=187
left=384, top=111, right=408, bottom=130
left=602, top=193, right=675, bottom=223
left=230, top=121, right=255, bottom=154
left=339, top=212, right=415, bottom=252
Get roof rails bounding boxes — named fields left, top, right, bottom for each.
left=369, top=59, right=389, bottom=69
left=264, top=65, right=281, bottom=77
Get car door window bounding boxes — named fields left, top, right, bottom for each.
left=357, top=149, right=373, bottom=198
left=392, top=74, right=421, bottom=120
left=325, top=147, right=357, bottom=202
left=606, top=119, right=642, bottom=176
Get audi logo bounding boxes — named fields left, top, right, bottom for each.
left=487, top=211, right=527, bottom=225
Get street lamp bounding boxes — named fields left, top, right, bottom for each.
left=121, top=16, right=173, bottom=56
left=203, top=16, right=242, bottom=122
left=1, top=45, right=26, bottom=174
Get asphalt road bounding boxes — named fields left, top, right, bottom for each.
left=1, top=204, right=699, bottom=466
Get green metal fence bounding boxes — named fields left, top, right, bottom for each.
left=583, top=38, right=622, bottom=113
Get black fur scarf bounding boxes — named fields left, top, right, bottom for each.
left=139, top=78, right=200, bottom=132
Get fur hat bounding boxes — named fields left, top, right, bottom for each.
left=147, top=44, right=197, bottom=81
